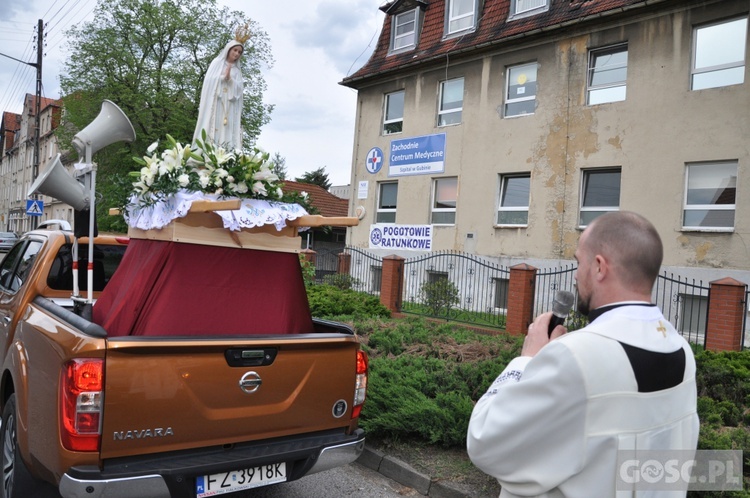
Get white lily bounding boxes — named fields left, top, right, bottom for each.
left=252, top=181, right=267, bottom=196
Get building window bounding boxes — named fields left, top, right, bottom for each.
left=587, top=44, right=628, bottom=105
left=447, top=0, right=476, bottom=35
left=497, top=174, right=530, bottom=226
left=431, top=177, right=457, bottom=225
left=371, top=265, right=383, bottom=293
left=392, top=9, right=418, bottom=52
left=494, top=277, right=509, bottom=311
left=510, top=0, right=549, bottom=18
left=579, top=168, right=621, bottom=226
left=505, top=63, right=537, bottom=117
left=678, top=294, right=708, bottom=340
left=376, top=182, right=398, bottom=223
left=692, top=17, right=747, bottom=91
left=383, top=91, right=405, bottom=135
left=683, top=161, right=737, bottom=230
left=438, top=78, right=464, bottom=126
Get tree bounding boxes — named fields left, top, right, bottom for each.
left=270, top=152, right=287, bottom=180
left=58, top=0, right=274, bottom=231
left=295, top=166, right=331, bottom=191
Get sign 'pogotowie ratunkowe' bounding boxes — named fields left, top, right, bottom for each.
left=369, top=224, right=432, bottom=251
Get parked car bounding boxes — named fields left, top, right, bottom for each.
left=37, top=219, right=72, bottom=231
left=0, top=232, right=17, bottom=252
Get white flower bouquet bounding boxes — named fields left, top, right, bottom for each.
left=128, top=133, right=285, bottom=206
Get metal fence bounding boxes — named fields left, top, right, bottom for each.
left=400, top=251, right=510, bottom=328
left=323, top=248, right=724, bottom=342
left=312, top=247, right=340, bottom=284
left=534, top=264, right=578, bottom=317
left=653, top=271, right=710, bottom=346
left=347, top=247, right=385, bottom=294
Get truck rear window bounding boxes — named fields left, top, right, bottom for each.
left=47, top=244, right=127, bottom=292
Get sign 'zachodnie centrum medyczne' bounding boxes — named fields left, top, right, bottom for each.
left=388, top=133, right=446, bottom=177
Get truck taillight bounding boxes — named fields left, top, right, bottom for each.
left=352, top=350, right=368, bottom=419
left=61, top=359, right=103, bottom=452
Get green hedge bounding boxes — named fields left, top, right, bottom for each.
left=306, top=284, right=391, bottom=320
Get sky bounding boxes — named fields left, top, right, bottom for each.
left=0, top=0, right=384, bottom=186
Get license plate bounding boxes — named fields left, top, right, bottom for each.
left=196, top=462, right=286, bottom=497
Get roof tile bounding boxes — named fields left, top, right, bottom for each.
left=343, top=0, right=653, bottom=85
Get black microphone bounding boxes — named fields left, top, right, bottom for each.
left=548, top=291, right=575, bottom=337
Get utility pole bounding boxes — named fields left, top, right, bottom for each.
left=31, top=19, right=44, bottom=230
left=33, top=19, right=43, bottom=180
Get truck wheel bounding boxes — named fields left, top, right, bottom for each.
left=1, top=394, right=60, bottom=498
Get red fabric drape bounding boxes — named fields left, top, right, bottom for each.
left=92, top=239, right=313, bottom=337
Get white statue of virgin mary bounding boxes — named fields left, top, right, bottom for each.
left=193, top=27, right=249, bottom=151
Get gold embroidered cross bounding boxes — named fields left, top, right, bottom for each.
left=656, top=321, right=667, bottom=337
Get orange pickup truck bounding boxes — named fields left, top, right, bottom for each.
left=0, top=227, right=367, bottom=498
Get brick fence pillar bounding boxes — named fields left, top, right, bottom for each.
left=337, top=252, right=351, bottom=275
left=506, top=263, right=538, bottom=336
left=705, top=277, right=747, bottom=352
left=380, top=255, right=405, bottom=313
left=299, top=248, right=316, bottom=266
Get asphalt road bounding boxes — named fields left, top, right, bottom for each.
left=217, top=462, right=416, bottom=497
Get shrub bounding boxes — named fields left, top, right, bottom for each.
left=306, top=284, right=390, bottom=319
left=298, top=255, right=316, bottom=287
left=356, top=317, right=522, bottom=447
left=420, top=278, right=460, bottom=316
left=322, top=273, right=361, bottom=290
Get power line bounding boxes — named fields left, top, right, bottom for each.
left=0, top=0, right=98, bottom=114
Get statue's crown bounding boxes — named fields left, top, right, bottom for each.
left=234, top=23, right=251, bottom=44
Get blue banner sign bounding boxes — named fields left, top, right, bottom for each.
left=389, top=133, right=446, bottom=177
left=369, top=224, right=432, bottom=251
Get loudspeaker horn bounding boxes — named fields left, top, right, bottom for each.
left=28, top=154, right=89, bottom=211
left=72, top=100, right=136, bottom=158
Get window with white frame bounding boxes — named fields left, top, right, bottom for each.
left=376, top=182, right=398, bottom=223
left=587, top=44, right=628, bottom=105
left=510, top=0, right=549, bottom=18
left=683, top=161, right=737, bottom=230
left=497, top=173, right=530, bottom=226
left=447, top=0, right=476, bottom=35
left=692, top=17, right=747, bottom=91
left=392, top=9, right=418, bottom=52
left=505, top=63, right=537, bottom=117
left=438, top=78, right=464, bottom=126
left=383, top=90, right=405, bottom=135
left=431, top=177, right=458, bottom=225
left=579, top=168, right=621, bottom=226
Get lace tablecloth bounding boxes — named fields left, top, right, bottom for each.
left=123, top=191, right=309, bottom=231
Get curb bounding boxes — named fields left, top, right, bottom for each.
left=356, top=445, right=475, bottom=498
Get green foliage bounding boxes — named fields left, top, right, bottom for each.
left=695, top=349, right=750, bottom=406
left=566, top=309, right=589, bottom=331
left=270, top=152, right=287, bottom=180
left=322, top=273, right=360, bottom=290
left=355, top=317, right=522, bottom=447
left=306, top=285, right=390, bottom=319
left=299, top=256, right=316, bottom=288
left=295, top=166, right=331, bottom=191
left=420, top=278, right=460, bottom=316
